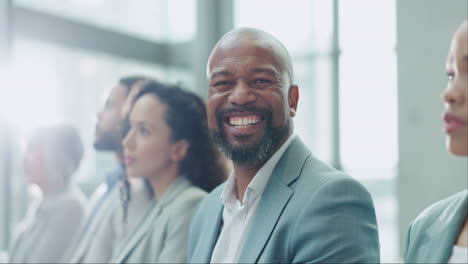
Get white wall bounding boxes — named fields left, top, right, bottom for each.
left=397, top=0, right=468, bottom=255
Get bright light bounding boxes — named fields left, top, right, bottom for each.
left=339, top=0, right=398, bottom=170
left=1, top=60, right=62, bottom=135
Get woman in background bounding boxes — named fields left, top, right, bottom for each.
left=8, top=123, right=87, bottom=263
left=113, top=80, right=226, bottom=263
left=404, top=20, right=467, bottom=263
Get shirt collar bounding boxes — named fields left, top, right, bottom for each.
left=220, top=134, right=296, bottom=207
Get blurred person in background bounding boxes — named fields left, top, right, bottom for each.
left=67, top=76, right=149, bottom=263
left=8, top=123, right=86, bottom=263
left=404, top=20, right=468, bottom=263
left=109, top=80, right=226, bottom=263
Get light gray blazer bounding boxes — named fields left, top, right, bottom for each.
left=188, top=137, right=380, bottom=263
left=66, top=182, right=120, bottom=263
left=113, top=176, right=206, bottom=263
left=404, top=189, right=468, bottom=263
left=8, top=186, right=87, bottom=263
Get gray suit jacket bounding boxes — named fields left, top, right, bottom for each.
left=64, top=166, right=124, bottom=263
left=188, top=137, right=380, bottom=263
left=9, top=186, right=87, bottom=263
left=404, top=190, right=468, bottom=263
left=66, top=181, right=120, bottom=263
left=113, top=177, right=206, bottom=263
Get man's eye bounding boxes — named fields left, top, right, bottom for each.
left=214, top=81, right=233, bottom=86
left=252, top=79, right=272, bottom=84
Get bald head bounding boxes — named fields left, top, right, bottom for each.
left=205, top=28, right=299, bottom=166
left=207, top=28, right=295, bottom=85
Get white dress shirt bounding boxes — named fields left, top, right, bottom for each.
left=448, top=245, right=468, bottom=264
left=210, top=134, right=295, bottom=263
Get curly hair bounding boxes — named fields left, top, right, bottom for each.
left=119, top=80, right=227, bottom=220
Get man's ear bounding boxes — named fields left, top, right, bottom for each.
left=171, top=140, right=190, bottom=163
left=288, top=85, right=299, bottom=117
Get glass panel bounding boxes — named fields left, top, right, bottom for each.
left=13, top=0, right=196, bottom=43
left=294, top=57, right=333, bottom=163
left=235, top=0, right=333, bottom=55
left=339, top=52, right=398, bottom=169
left=339, top=0, right=398, bottom=262
left=339, top=0, right=396, bottom=50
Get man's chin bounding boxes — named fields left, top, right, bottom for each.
left=212, top=120, right=291, bottom=166
left=213, top=134, right=273, bottom=166
left=93, top=140, right=117, bottom=151
left=229, top=133, right=263, bottom=147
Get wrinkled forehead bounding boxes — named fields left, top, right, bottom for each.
left=211, top=40, right=279, bottom=63
left=208, top=32, right=293, bottom=82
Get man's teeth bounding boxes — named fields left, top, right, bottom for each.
left=228, top=117, right=261, bottom=126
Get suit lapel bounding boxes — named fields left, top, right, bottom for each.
left=238, top=137, right=311, bottom=263
left=114, top=200, right=160, bottom=262
left=70, top=187, right=118, bottom=263
left=114, top=177, right=190, bottom=263
left=192, top=198, right=224, bottom=263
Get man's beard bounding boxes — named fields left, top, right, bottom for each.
left=93, top=130, right=120, bottom=151
left=211, top=107, right=290, bottom=166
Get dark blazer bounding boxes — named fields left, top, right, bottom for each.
left=404, top=189, right=468, bottom=263
left=188, top=137, right=380, bottom=263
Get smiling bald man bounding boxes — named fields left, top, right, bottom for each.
left=187, top=28, right=380, bottom=263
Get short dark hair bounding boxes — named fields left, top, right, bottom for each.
left=118, top=76, right=150, bottom=93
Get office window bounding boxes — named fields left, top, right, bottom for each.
left=339, top=0, right=398, bottom=262
left=14, top=0, right=196, bottom=43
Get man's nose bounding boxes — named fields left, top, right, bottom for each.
left=122, top=130, right=135, bottom=150
left=228, top=82, right=256, bottom=106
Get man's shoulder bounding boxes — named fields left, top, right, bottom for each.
left=294, top=154, right=358, bottom=191
left=281, top=154, right=375, bottom=218
left=55, top=186, right=88, bottom=213
left=278, top=136, right=354, bottom=185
